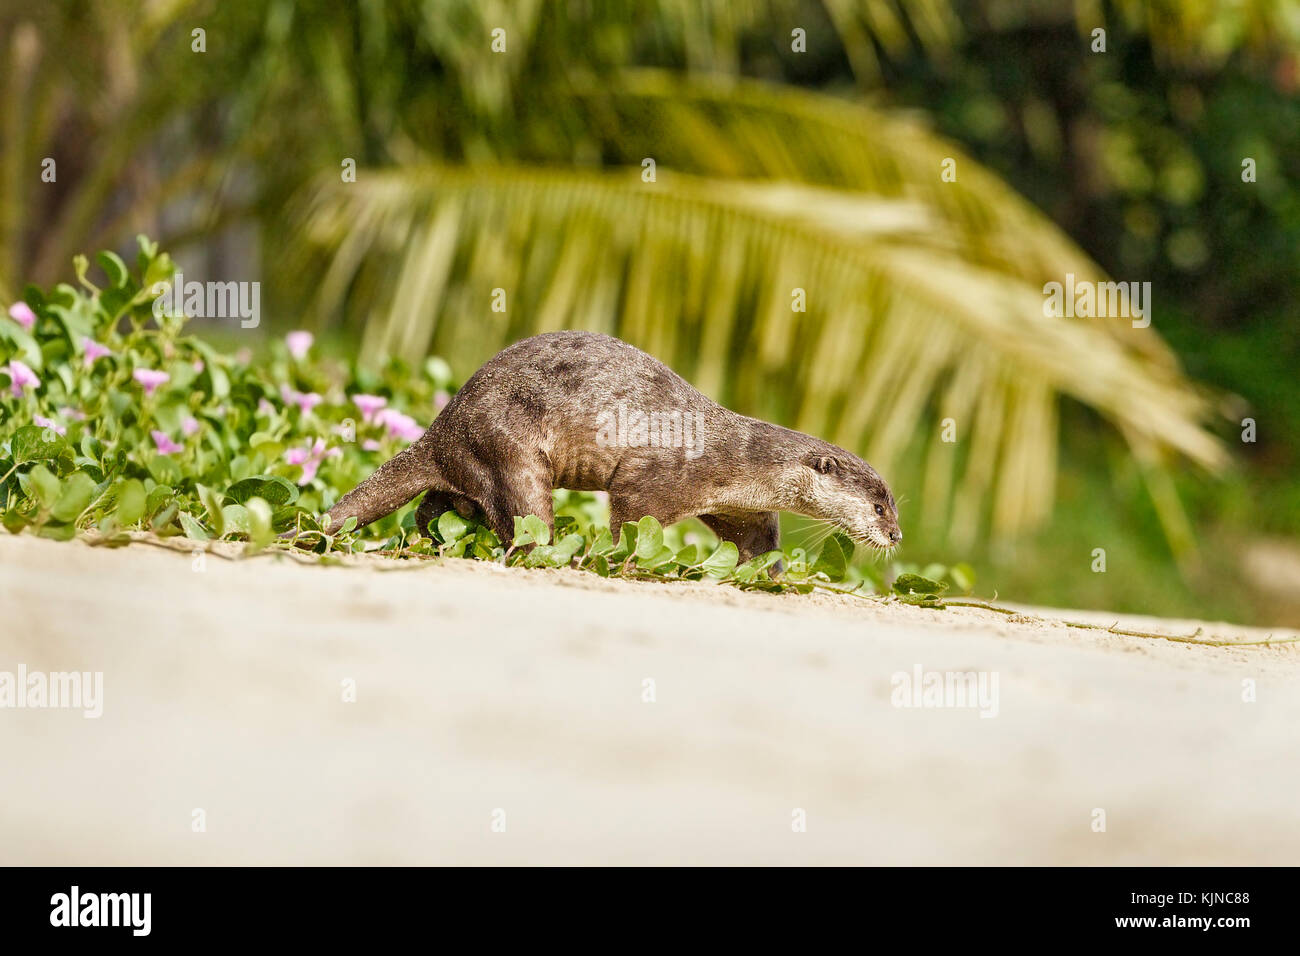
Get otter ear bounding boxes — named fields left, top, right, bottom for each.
left=807, top=455, right=839, bottom=475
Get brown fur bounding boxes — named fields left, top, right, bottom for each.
left=325, top=331, right=901, bottom=560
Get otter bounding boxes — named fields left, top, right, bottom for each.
left=323, top=331, right=901, bottom=560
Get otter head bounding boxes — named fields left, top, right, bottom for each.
left=797, top=451, right=901, bottom=550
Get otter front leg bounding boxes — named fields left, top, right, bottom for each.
left=699, top=512, right=781, bottom=564
left=607, top=494, right=689, bottom=546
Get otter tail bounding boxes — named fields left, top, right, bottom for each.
left=322, top=436, right=441, bottom=533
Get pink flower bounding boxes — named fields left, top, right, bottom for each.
left=286, top=330, right=314, bottom=359
left=133, top=368, right=170, bottom=395
left=5, top=359, right=39, bottom=397
left=8, top=302, right=36, bottom=331
left=351, top=393, right=387, bottom=423
left=280, top=383, right=323, bottom=414
left=192, top=359, right=205, bottom=373
left=375, top=408, right=424, bottom=442
left=235, top=348, right=252, bottom=365
left=33, top=414, right=66, bottom=436
left=284, top=438, right=340, bottom=485
left=257, top=398, right=276, bottom=417
left=181, top=416, right=201, bottom=436
left=362, top=439, right=381, bottom=452
left=82, top=338, right=112, bottom=367
left=151, top=430, right=184, bottom=454
left=58, top=406, right=86, bottom=422
left=435, top=390, right=451, bottom=411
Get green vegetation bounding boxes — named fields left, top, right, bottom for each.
left=1, top=240, right=981, bottom=603
left=0, top=240, right=443, bottom=548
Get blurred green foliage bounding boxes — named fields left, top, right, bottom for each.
left=885, top=6, right=1300, bottom=503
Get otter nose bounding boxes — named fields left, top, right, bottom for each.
left=889, top=529, right=901, bottom=543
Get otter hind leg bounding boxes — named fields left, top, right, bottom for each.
left=699, top=512, right=781, bottom=565
left=415, top=490, right=479, bottom=536
left=481, top=471, right=554, bottom=546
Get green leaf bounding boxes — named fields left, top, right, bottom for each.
left=79, top=435, right=104, bottom=463
left=116, top=478, right=146, bottom=526
left=150, top=502, right=179, bottom=533
left=36, top=521, right=77, bottom=541
left=783, top=547, right=810, bottom=578
left=812, top=533, right=853, bottom=581
left=51, top=471, right=96, bottom=522
left=950, top=562, right=976, bottom=594
left=146, top=484, right=173, bottom=516
left=28, top=464, right=61, bottom=510
left=636, top=544, right=677, bottom=570
left=196, top=483, right=225, bottom=537
left=587, top=526, right=614, bottom=555
left=229, top=455, right=254, bottom=481
left=96, top=250, right=130, bottom=288
left=524, top=514, right=550, bottom=545
left=733, top=550, right=780, bottom=583
left=437, top=508, right=471, bottom=542
left=245, top=497, right=274, bottom=547
left=11, top=424, right=67, bottom=464
left=0, top=321, right=43, bottom=369
left=221, top=503, right=251, bottom=535
left=524, top=544, right=570, bottom=568
left=897, top=591, right=945, bottom=608
left=893, top=573, right=949, bottom=596
left=513, top=513, right=551, bottom=547
left=611, top=521, right=639, bottom=560
left=634, top=516, right=664, bottom=560
left=471, top=526, right=502, bottom=558
left=555, top=532, right=585, bottom=559
left=178, top=511, right=211, bottom=541
left=207, top=361, right=230, bottom=399
left=147, top=454, right=182, bottom=486
left=227, top=475, right=300, bottom=507
left=701, top=541, right=740, bottom=578
left=921, top=563, right=948, bottom=583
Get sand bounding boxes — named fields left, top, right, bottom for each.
left=1, top=531, right=1297, bottom=865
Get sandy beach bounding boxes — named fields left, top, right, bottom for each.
left=2, top=531, right=1297, bottom=865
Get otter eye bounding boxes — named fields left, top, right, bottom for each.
left=874, top=503, right=884, bottom=516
